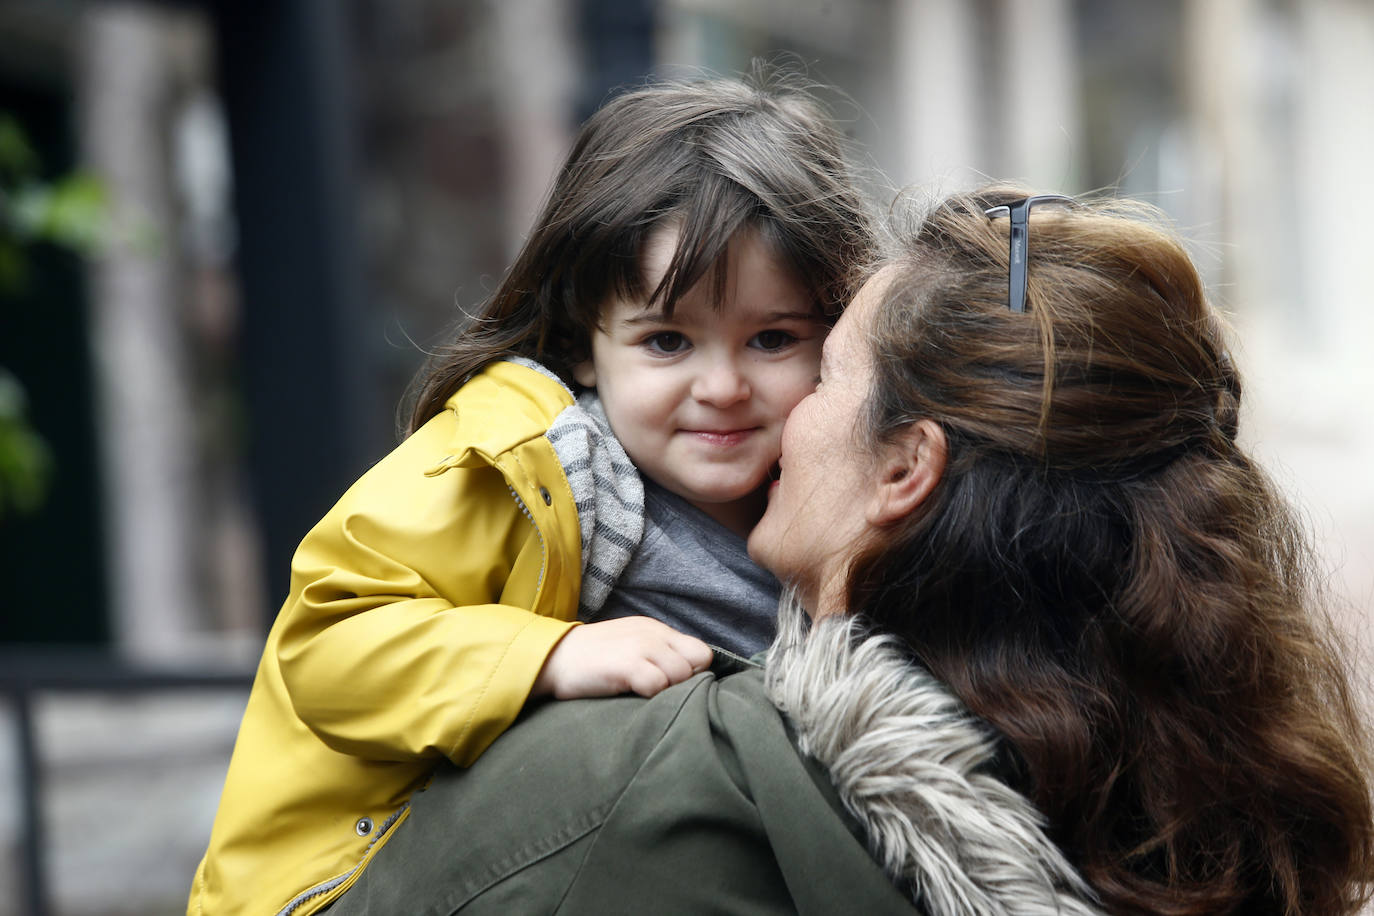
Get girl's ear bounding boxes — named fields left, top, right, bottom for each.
left=572, top=360, right=596, bottom=387
left=866, top=419, right=946, bottom=527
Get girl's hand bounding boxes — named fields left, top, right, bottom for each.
left=531, top=617, right=713, bottom=700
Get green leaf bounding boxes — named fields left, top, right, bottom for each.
left=41, top=172, right=108, bottom=250
left=0, top=421, right=52, bottom=515
left=0, top=239, right=27, bottom=291
left=6, top=182, right=51, bottom=240
left=0, top=368, right=51, bottom=518
left=0, top=368, right=26, bottom=418
left=5, top=174, right=108, bottom=251
left=0, top=113, right=39, bottom=181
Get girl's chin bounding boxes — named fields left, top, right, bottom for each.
left=686, top=477, right=771, bottom=507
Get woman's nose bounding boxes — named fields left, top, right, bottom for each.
left=691, top=358, right=751, bottom=406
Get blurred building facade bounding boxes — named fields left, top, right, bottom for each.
left=0, top=0, right=1370, bottom=912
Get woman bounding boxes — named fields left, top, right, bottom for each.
left=329, top=188, right=1374, bottom=915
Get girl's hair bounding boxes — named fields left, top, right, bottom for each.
left=405, top=70, right=876, bottom=434
left=845, top=186, right=1374, bottom=914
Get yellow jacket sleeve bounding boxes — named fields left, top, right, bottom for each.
left=273, top=403, right=581, bottom=767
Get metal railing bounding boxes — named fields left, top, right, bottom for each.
left=0, top=650, right=253, bottom=916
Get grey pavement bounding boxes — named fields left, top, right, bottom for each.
left=1, top=691, right=246, bottom=915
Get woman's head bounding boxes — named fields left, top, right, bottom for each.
left=753, top=186, right=1250, bottom=626
left=847, top=188, right=1248, bottom=631
left=747, top=267, right=946, bottom=612
left=754, top=185, right=1374, bottom=914
left=408, top=70, right=876, bottom=432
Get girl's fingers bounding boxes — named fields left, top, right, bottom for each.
left=627, top=660, right=672, bottom=698
left=674, top=636, right=714, bottom=672
left=535, top=617, right=717, bottom=700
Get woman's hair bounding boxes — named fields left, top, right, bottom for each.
left=405, top=69, right=876, bottom=434
left=844, top=186, right=1374, bottom=914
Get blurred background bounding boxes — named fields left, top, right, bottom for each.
left=0, top=0, right=1370, bottom=912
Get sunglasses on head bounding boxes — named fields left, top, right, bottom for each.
left=983, top=194, right=1075, bottom=313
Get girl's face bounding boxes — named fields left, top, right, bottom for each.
left=574, top=224, right=826, bottom=538
left=746, top=270, right=885, bottom=616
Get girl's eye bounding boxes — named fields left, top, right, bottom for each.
left=644, top=332, right=689, bottom=354
left=751, top=330, right=797, bottom=352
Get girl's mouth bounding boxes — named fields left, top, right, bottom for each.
left=685, top=428, right=756, bottom=447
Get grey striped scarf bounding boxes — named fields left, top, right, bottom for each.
left=516, top=362, right=643, bottom=617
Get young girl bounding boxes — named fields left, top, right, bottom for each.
left=189, top=74, right=875, bottom=915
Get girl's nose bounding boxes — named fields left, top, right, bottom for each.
left=691, top=358, right=751, bottom=407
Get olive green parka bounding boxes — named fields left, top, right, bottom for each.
left=328, top=610, right=1106, bottom=916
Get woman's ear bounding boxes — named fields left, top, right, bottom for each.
left=572, top=360, right=596, bottom=388
left=866, top=419, right=946, bottom=526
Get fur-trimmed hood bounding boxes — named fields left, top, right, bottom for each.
left=765, top=594, right=1105, bottom=916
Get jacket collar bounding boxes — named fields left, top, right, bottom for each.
left=764, top=595, right=1105, bottom=916
left=442, top=359, right=576, bottom=464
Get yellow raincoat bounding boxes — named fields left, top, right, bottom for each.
left=189, top=361, right=584, bottom=915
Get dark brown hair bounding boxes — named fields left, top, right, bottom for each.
left=846, top=186, right=1374, bottom=914
left=405, top=69, right=876, bottom=434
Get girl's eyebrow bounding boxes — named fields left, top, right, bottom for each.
left=621, top=308, right=819, bottom=326
left=619, top=309, right=671, bottom=327
left=763, top=309, right=825, bottom=323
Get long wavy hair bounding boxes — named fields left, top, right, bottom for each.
left=843, top=186, right=1374, bottom=914
left=404, top=69, right=876, bottom=434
